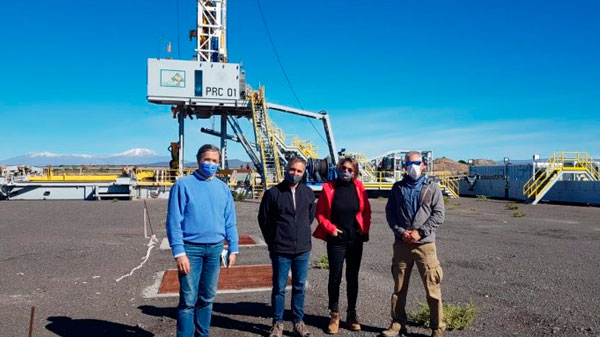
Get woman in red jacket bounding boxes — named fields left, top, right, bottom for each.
left=313, top=157, right=372, bottom=334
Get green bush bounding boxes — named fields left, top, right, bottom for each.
left=505, top=202, right=519, bottom=210
left=314, top=254, right=329, bottom=269
left=231, top=191, right=247, bottom=202
left=410, top=301, right=477, bottom=330
left=475, top=195, right=488, bottom=201
left=513, top=211, right=526, bottom=217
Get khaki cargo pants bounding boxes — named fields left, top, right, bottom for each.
left=390, top=242, right=446, bottom=331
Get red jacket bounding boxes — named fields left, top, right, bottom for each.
left=313, top=179, right=372, bottom=241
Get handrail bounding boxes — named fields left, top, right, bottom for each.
left=523, top=151, right=599, bottom=199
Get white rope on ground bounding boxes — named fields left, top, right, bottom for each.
left=115, top=234, right=159, bottom=283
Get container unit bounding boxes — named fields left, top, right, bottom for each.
left=461, top=163, right=600, bottom=205
left=469, top=165, right=506, bottom=179
left=463, top=164, right=531, bottom=199
left=543, top=181, right=600, bottom=205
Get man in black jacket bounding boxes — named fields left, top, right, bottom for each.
left=258, top=156, right=316, bottom=337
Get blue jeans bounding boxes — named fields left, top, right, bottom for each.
left=177, top=242, right=223, bottom=337
left=270, top=250, right=310, bottom=323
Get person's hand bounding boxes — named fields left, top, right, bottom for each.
left=176, top=255, right=190, bottom=275
left=402, top=230, right=412, bottom=243
left=331, top=228, right=343, bottom=237
left=228, top=253, right=237, bottom=268
left=409, top=230, right=422, bottom=244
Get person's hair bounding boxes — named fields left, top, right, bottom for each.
left=404, top=151, right=423, bottom=163
left=196, top=144, right=221, bottom=161
left=337, top=157, right=359, bottom=178
left=286, top=156, right=307, bottom=169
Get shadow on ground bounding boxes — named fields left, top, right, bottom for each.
left=139, top=302, right=390, bottom=335
left=45, top=316, right=154, bottom=337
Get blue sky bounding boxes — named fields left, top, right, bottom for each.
left=1, top=0, right=599, bottom=162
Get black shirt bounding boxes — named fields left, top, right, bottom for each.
left=329, top=180, right=360, bottom=242
left=258, top=181, right=316, bottom=254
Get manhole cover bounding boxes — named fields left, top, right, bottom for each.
left=158, top=264, right=290, bottom=294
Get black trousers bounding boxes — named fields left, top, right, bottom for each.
left=327, top=238, right=364, bottom=312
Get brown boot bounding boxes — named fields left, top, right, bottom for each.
left=269, top=322, right=284, bottom=337
left=381, top=321, right=407, bottom=337
left=347, top=310, right=361, bottom=332
left=327, top=311, right=340, bottom=334
left=431, top=328, right=445, bottom=337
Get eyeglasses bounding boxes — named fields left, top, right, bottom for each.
left=341, top=167, right=354, bottom=173
left=405, top=161, right=422, bottom=166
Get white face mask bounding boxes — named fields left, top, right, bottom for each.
left=407, top=164, right=422, bottom=180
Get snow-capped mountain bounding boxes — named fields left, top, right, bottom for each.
left=0, top=148, right=171, bottom=166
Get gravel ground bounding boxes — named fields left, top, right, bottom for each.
left=1, top=197, right=599, bottom=337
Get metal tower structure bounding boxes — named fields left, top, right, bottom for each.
left=196, top=0, right=228, bottom=63
left=147, top=1, right=338, bottom=191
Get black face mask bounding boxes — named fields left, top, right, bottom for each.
left=285, top=172, right=302, bottom=184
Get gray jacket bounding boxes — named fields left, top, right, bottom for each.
left=385, top=178, right=445, bottom=244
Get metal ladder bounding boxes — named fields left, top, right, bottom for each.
left=250, top=87, right=282, bottom=189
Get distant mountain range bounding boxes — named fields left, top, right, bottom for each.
left=0, top=148, right=253, bottom=168
left=6, top=149, right=589, bottom=168
left=0, top=148, right=170, bottom=166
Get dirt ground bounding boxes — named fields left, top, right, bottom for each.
left=1, top=197, right=599, bottom=337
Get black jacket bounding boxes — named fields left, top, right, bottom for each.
left=258, top=181, right=316, bottom=254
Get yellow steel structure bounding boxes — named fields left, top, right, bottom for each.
left=249, top=87, right=282, bottom=187
left=291, top=137, right=319, bottom=159
left=25, top=166, right=249, bottom=190
left=352, top=153, right=377, bottom=182
left=28, top=168, right=119, bottom=182
left=362, top=170, right=396, bottom=189
left=434, top=171, right=460, bottom=199
left=523, top=151, right=599, bottom=204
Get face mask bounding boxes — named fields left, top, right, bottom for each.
left=339, top=170, right=353, bottom=182
left=200, top=161, right=218, bottom=177
left=285, top=171, right=302, bottom=185
left=407, top=164, right=422, bottom=180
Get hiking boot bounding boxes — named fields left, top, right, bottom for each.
left=269, top=322, right=284, bottom=337
left=346, top=310, right=361, bottom=332
left=380, top=321, right=407, bottom=337
left=293, top=321, right=312, bottom=337
left=431, top=328, right=445, bottom=337
left=327, top=311, right=340, bottom=334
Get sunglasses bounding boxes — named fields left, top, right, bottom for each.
left=341, top=167, right=354, bottom=173
left=405, top=161, right=422, bottom=166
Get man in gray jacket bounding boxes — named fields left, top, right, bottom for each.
left=382, top=151, right=446, bottom=337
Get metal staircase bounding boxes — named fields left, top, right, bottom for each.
left=250, top=87, right=282, bottom=188
left=352, top=153, right=377, bottom=182
left=437, top=172, right=460, bottom=199
left=523, top=152, right=600, bottom=204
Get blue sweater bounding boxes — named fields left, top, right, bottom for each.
left=166, top=171, right=239, bottom=258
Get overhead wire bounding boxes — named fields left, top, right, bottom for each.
left=255, top=0, right=327, bottom=144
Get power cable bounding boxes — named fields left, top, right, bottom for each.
left=255, top=0, right=327, bottom=144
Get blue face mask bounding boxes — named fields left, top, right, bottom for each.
left=200, top=161, right=218, bottom=177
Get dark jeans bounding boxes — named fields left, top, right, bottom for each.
left=270, top=251, right=310, bottom=323
left=177, top=242, right=224, bottom=337
left=327, top=238, right=363, bottom=313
